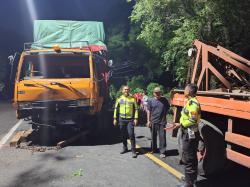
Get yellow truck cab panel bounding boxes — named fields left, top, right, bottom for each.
left=14, top=48, right=103, bottom=119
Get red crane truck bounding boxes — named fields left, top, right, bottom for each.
left=171, top=40, right=250, bottom=175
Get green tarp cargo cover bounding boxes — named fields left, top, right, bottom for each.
left=32, top=20, right=106, bottom=49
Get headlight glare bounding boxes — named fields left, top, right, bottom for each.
left=76, top=99, right=89, bottom=107
left=18, top=102, right=32, bottom=109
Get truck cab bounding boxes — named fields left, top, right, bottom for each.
left=13, top=45, right=109, bottom=125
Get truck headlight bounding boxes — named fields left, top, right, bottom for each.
left=18, top=102, right=32, bottom=109
left=76, top=99, right=90, bottom=107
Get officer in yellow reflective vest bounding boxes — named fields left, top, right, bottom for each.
left=113, top=85, right=139, bottom=158
left=175, top=84, right=201, bottom=187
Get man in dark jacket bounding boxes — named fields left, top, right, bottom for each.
left=146, top=87, right=170, bottom=158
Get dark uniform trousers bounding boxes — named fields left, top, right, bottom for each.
left=151, top=123, right=166, bottom=154
left=119, top=119, right=136, bottom=152
left=181, top=130, right=199, bottom=183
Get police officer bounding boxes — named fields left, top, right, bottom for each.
left=174, top=84, right=201, bottom=187
left=113, top=85, right=139, bottom=158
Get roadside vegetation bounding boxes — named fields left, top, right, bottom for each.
left=108, top=0, right=250, bottom=99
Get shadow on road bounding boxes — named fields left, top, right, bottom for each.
left=27, top=124, right=122, bottom=147
left=25, top=110, right=123, bottom=147
left=39, top=152, right=73, bottom=162
left=73, top=126, right=122, bottom=146
left=4, top=165, right=61, bottom=187
left=196, top=163, right=250, bottom=187
left=165, top=149, right=179, bottom=156
left=136, top=147, right=152, bottom=155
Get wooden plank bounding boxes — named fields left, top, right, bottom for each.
left=225, top=132, right=250, bottom=149
left=22, top=129, right=33, bottom=140
left=9, top=131, right=25, bottom=147
left=226, top=148, right=250, bottom=168
left=57, top=131, right=89, bottom=148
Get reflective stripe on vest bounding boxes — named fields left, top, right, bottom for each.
left=113, top=95, right=139, bottom=119
left=180, top=97, right=201, bottom=128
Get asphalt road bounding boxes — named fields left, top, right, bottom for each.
left=0, top=101, right=18, bottom=140
left=0, top=101, right=250, bottom=187
left=0, top=101, right=180, bottom=187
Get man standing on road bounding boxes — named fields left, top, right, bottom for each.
left=113, top=85, right=139, bottom=158
left=147, top=87, right=170, bottom=158
left=174, top=84, right=201, bottom=187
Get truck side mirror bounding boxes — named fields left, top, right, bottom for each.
left=8, top=53, right=19, bottom=83
left=8, top=55, right=15, bottom=65
left=8, top=55, right=15, bottom=82
left=108, top=60, right=113, bottom=67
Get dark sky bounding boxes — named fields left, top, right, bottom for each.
left=0, top=0, right=131, bottom=55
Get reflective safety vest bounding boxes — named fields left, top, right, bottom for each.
left=180, top=97, right=201, bottom=128
left=113, top=95, right=139, bottom=120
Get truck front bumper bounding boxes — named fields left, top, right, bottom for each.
left=17, top=100, right=94, bottom=119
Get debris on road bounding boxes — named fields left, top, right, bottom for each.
left=9, top=128, right=91, bottom=152
left=19, top=144, right=59, bottom=153
left=9, top=129, right=33, bottom=147
left=72, top=169, right=84, bottom=177
left=57, top=130, right=90, bottom=148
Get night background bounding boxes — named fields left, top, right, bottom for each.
left=0, top=0, right=136, bottom=99
left=0, top=0, right=131, bottom=54
left=0, top=0, right=250, bottom=99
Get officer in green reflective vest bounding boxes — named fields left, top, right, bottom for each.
left=176, top=84, right=201, bottom=187
left=113, top=85, right=139, bottom=158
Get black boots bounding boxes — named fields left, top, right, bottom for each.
left=120, top=147, right=128, bottom=154
left=132, top=150, right=137, bottom=158
left=120, top=147, right=137, bottom=158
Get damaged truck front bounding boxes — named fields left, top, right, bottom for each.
left=10, top=20, right=110, bottom=133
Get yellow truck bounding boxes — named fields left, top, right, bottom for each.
left=9, top=20, right=111, bottom=133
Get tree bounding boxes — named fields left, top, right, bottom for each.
left=107, top=23, right=164, bottom=90
left=146, top=82, right=165, bottom=97
left=130, top=0, right=250, bottom=86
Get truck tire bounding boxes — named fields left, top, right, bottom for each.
left=95, top=110, right=109, bottom=136
left=31, top=111, right=40, bottom=130
left=38, top=125, right=52, bottom=146
left=198, top=119, right=226, bottom=176
left=94, top=102, right=113, bottom=136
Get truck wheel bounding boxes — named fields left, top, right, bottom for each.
left=94, top=111, right=107, bottom=136
left=198, top=119, right=226, bottom=176
left=31, top=111, right=41, bottom=130
left=38, top=125, right=55, bottom=146
left=95, top=106, right=113, bottom=136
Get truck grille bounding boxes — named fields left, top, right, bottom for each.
left=31, top=100, right=78, bottom=109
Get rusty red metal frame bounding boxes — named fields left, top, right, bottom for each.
left=171, top=93, right=250, bottom=120
left=172, top=92, right=250, bottom=168
left=172, top=40, right=250, bottom=168
left=226, top=148, right=250, bottom=168
left=191, top=40, right=250, bottom=91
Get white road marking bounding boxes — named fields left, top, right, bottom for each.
left=0, top=120, right=23, bottom=149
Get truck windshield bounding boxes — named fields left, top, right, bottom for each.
left=20, top=54, right=90, bottom=80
